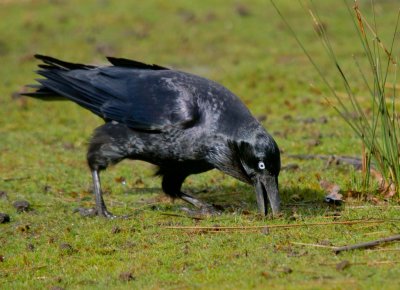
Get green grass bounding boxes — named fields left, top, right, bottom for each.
left=1, top=0, right=400, bottom=289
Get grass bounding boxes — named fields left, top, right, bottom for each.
left=0, top=0, right=400, bottom=289
left=274, top=0, right=400, bottom=194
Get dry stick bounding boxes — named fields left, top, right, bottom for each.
left=347, top=205, right=400, bottom=209
left=291, top=242, right=339, bottom=249
left=334, top=234, right=400, bottom=254
left=164, top=219, right=393, bottom=231
left=320, top=260, right=400, bottom=266
left=287, top=154, right=365, bottom=169
left=159, top=212, right=204, bottom=221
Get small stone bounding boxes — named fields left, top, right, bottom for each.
left=27, top=243, right=35, bottom=251
left=303, top=117, right=316, bottom=124
left=336, top=260, right=350, bottom=271
left=0, top=255, right=4, bottom=262
left=319, top=116, right=328, bottom=124
left=283, top=114, right=293, bottom=121
left=282, top=267, right=293, bottom=274
left=0, top=213, right=10, bottom=223
left=235, top=4, right=251, bottom=17
left=119, top=271, right=135, bottom=282
left=54, top=277, right=63, bottom=283
left=319, top=240, right=332, bottom=246
left=59, top=243, right=74, bottom=254
left=49, top=287, right=65, bottom=290
left=307, top=139, right=321, bottom=147
left=261, top=227, right=269, bottom=235
left=13, top=200, right=30, bottom=213
left=111, top=226, right=121, bottom=234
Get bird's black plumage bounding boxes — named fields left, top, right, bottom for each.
left=24, top=54, right=281, bottom=218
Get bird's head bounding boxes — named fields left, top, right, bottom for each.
left=229, top=131, right=281, bottom=216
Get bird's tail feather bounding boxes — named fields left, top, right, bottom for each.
left=20, top=54, right=95, bottom=101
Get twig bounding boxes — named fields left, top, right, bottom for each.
left=164, top=219, right=393, bottom=231
left=368, top=248, right=400, bottom=252
left=2, top=176, right=30, bottom=182
left=287, top=154, right=365, bottom=169
left=1, top=264, right=46, bottom=274
left=346, top=205, right=400, bottom=209
left=160, top=212, right=204, bottom=221
left=320, top=260, right=400, bottom=266
left=291, top=242, right=339, bottom=249
left=334, top=234, right=400, bottom=254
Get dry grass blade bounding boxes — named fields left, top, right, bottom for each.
left=291, top=242, right=339, bottom=249
left=353, top=1, right=396, bottom=64
left=321, top=260, right=400, bottom=266
left=164, top=219, right=394, bottom=231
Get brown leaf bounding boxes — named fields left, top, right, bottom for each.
left=320, top=180, right=343, bottom=204
left=370, top=169, right=396, bottom=198
left=115, top=176, right=126, bottom=185
left=385, top=183, right=396, bottom=198
left=261, top=271, right=271, bottom=279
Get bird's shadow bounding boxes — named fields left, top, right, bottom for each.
left=124, top=184, right=340, bottom=219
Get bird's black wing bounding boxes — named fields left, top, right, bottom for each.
left=27, top=55, right=201, bottom=132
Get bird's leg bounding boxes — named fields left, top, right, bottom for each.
left=161, top=172, right=221, bottom=215
left=81, top=123, right=130, bottom=218
left=91, top=170, right=116, bottom=219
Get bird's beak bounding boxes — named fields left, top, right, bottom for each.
left=255, top=175, right=280, bottom=216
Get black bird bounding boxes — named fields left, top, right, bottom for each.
left=23, top=54, right=281, bottom=218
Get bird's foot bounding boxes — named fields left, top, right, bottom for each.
left=97, top=208, right=117, bottom=219
left=73, top=207, right=130, bottom=219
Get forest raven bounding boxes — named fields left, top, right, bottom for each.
left=23, top=54, right=281, bottom=218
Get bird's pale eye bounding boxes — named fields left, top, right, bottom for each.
left=258, top=161, right=265, bottom=170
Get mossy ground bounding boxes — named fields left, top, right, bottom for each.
left=1, top=0, right=399, bottom=289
